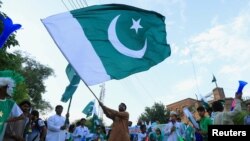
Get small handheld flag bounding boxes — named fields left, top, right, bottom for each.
left=199, top=93, right=211, bottom=110
left=183, top=107, right=199, bottom=129
left=82, top=100, right=95, bottom=117
left=61, top=64, right=80, bottom=102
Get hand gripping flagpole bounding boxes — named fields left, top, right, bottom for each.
left=64, top=96, right=72, bottom=126
left=63, top=80, right=101, bottom=128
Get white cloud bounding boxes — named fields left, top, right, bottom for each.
left=211, top=15, right=219, bottom=26
left=179, top=0, right=187, bottom=23
left=219, top=65, right=241, bottom=74
left=186, top=7, right=250, bottom=66
left=180, top=47, right=190, bottom=56
left=174, top=78, right=201, bottom=94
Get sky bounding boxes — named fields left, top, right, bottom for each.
left=2, top=0, right=250, bottom=126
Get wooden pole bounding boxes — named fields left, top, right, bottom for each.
left=81, top=80, right=101, bottom=103
left=64, top=96, right=72, bottom=126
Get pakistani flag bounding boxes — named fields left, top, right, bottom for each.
left=42, top=4, right=171, bottom=86
left=82, top=100, right=95, bottom=117
left=90, top=105, right=100, bottom=133
left=0, top=99, right=15, bottom=140
left=61, top=64, right=80, bottom=102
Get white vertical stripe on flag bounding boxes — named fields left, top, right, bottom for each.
left=42, top=12, right=111, bottom=85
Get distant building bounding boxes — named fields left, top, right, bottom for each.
left=166, top=87, right=234, bottom=121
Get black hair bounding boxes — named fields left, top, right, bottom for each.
left=156, top=128, right=162, bottom=134
left=212, top=100, right=224, bottom=112
left=206, top=107, right=213, bottom=112
left=19, top=100, right=31, bottom=107
left=69, top=124, right=75, bottom=132
left=80, top=118, right=86, bottom=121
left=31, top=110, right=39, bottom=117
left=120, top=102, right=127, bottom=110
left=197, top=106, right=206, bottom=112
left=55, top=105, right=63, bottom=109
left=140, top=124, right=146, bottom=131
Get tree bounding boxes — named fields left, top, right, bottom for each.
left=0, top=1, right=54, bottom=112
left=20, top=52, right=54, bottom=111
left=138, top=102, right=170, bottom=124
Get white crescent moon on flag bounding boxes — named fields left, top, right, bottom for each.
left=108, top=15, right=147, bottom=58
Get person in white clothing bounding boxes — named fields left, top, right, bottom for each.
left=165, top=111, right=185, bottom=141
left=73, top=118, right=89, bottom=141
left=137, top=124, right=147, bottom=141
left=46, top=105, right=69, bottom=141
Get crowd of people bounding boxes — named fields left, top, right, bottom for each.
left=1, top=70, right=250, bottom=141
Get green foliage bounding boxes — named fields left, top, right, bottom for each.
left=0, top=2, right=54, bottom=112
left=0, top=6, right=53, bottom=112
left=138, top=102, right=170, bottom=124
left=20, top=52, right=54, bottom=111
left=12, top=83, right=30, bottom=104
left=0, top=50, right=54, bottom=112
left=233, top=111, right=248, bottom=125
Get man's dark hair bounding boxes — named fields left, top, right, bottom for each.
left=31, top=110, right=39, bottom=117
left=19, top=100, right=31, bottom=107
left=121, top=103, right=126, bottom=110
left=206, top=107, right=213, bottom=112
left=128, top=121, right=133, bottom=127
left=55, top=105, right=63, bottom=109
left=80, top=118, right=86, bottom=122
left=212, top=100, right=224, bottom=112
left=140, top=124, right=146, bottom=131
left=197, top=106, right=205, bottom=112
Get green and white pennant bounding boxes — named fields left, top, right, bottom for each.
left=42, top=4, right=171, bottom=86
left=82, top=100, right=95, bottom=117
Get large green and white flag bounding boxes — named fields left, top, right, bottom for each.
left=42, top=4, right=171, bottom=86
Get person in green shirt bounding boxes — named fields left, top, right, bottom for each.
left=0, top=70, right=25, bottom=141
left=155, top=128, right=163, bottom=141
left=184, top=122, right=195, bottom=141
left=196, top=106, right=212, bottom=141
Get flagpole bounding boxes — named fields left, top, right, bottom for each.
left=67, top=96, right=73, bottom=114
left=81, top=80, right=101, bottom=103
left=65, top=96, right=72, bottom=126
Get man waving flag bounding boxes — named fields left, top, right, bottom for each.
left=42, top=4, right=171, bottom=86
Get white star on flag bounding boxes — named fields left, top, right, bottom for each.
left=130, top=18, right=143, bottom=34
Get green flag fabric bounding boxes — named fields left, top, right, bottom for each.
left=42, top=4, right=171, bottom=86
left=82, top=100, right=95, bottom=117
left=61, top=64, right=80, bottom=102
left=90, top=113, right=100, bottom=133
left=0, top=99, right=15, bottom=140
left=212, top=75, right=216, bottom=83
